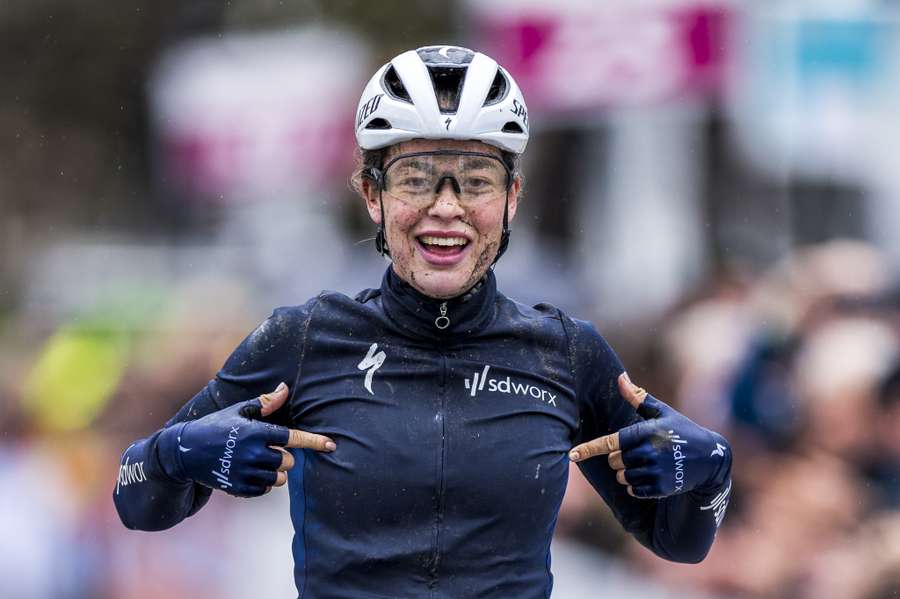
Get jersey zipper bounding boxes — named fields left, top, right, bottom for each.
left=435, top=302, right=450, bottom=329
left=428, top=347, right=449, bottom=592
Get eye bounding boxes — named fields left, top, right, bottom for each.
left=399, top=176, right=430, bottom=190
left=463, top=177, right=495, bottom=193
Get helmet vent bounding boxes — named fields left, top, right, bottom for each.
left=502, top=121, right=524, bottom=134
left=483, top=69, right=509, bottom=106
left=382, top=65, right=412, bottom=103
left=428, top=66, right=467, bottom=114
left=417, top=46, right=475, bottom=66
left=365, top=118, right=392, bottom=130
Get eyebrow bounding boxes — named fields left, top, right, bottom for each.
left=394, top=159, right=433, bottom=172
left=460, top=157, right=501, bottom=170
left=392, top=155, right=504, bottom=172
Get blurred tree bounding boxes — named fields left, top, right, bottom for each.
left=220, top=0, right=455, bottom=57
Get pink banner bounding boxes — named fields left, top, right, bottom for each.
left=150, top=29, right=366, bottom=202
left=471, top=3, right=733, bottom=114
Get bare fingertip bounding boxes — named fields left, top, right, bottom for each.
left=325, top=441, right=337, bottom=452
left=568, top=450, right=580, bottom=462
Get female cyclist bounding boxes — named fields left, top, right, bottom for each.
left=114, top=45, right=732, bottom=599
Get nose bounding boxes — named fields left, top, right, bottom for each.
left=434, top=176, right=461, bottom=196
left=428, top=178, right=465, bottom=219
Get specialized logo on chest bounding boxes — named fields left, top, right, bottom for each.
left=357, top=342, right=386, bottom=395
left=463, top=365, right=557, bottom=407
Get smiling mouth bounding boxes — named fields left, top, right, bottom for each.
left=416, top=235, right=470, bottom=256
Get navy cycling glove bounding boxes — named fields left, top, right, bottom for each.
left=570, top=371, right=732, bottom=503
left=156, top=397, right=291, bottom=498
left=617, top=394, right=731, bottom=498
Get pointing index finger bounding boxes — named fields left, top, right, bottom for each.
left=284, top=428, right=337, bottom=452
left=569, top=431, right=620, bottom=462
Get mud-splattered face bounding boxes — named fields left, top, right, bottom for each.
left=362, top=139, right=520, bottom=299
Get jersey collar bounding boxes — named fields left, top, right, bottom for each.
left=380, top=266, right=498, bottom=340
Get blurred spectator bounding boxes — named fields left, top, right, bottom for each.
left=864, top=361, right=900, bottom=509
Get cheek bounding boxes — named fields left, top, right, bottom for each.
left=468, top=204, right=505, bottom=240
left=385, top=205, right=424, bottom=261
left=387, top=204, right=424, bottom=234
left=468, top=205, right=506, bottom=275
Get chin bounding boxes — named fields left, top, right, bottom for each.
left=410, top=265, right=475, bottom=299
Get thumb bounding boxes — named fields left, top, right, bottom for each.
left=618, top=372, right=665, bottom=419
left=239, top=382, right=289, bottom=420
left=258, top=382, right=290, bottom=417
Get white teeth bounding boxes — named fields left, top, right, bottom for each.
left=419, top=235, right=468, bottom=247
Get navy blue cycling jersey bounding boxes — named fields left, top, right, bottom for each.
left=114, top=267, right=730, bottom=598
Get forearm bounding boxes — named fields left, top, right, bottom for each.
left=113, top=427, right=212, bottom=531
left=112, top=308, right=307, bottom=531
left=645, top=478, right=732, bottom=563
left=639, top=434, right=732, bottom=564
left=580, top=459, right=731, bottom=563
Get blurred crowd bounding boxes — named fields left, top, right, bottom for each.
left=3, top=1, right=900, bottom=598
left=557, top=239, right=900, bottom=599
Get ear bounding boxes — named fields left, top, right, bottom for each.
left=506, top=175, right=521, bottom=223
left=361, top=177, right=382, bottom=225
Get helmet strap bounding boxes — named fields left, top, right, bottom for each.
left=375, top=189, right=390, bottom=258
left=492, top=191, right=510, bottom=266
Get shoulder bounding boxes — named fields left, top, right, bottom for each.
left=500, top=295, right=621, bottom=367
left=496, top=293, right=564, bottom=325
left=250, top=292, right=341, bottom=344
left=493, top=295, right=570, bottom=351
left=233, top=300, right=318, bottom=356
left=565, top=315, right=621, bottom=368
left=272, top=286, right=378, bottom=320
left=268, top=287, right=388, bottom=339
left=495, top=294, right=605, bottom=343
left=294, top=286, right=383, bottom=311
left=265, top=295, right=322, bottom=330
left=494, top=295, right=591, bottom=359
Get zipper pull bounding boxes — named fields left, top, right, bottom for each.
left=435, top=302, right=450, bottom=329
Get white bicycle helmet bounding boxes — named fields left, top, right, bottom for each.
left=355, top=45, right=529, bottom=154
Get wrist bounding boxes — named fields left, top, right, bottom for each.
left=694, top=432, right=732, bottom=496
left=153, top=423, right=193, bottom=485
